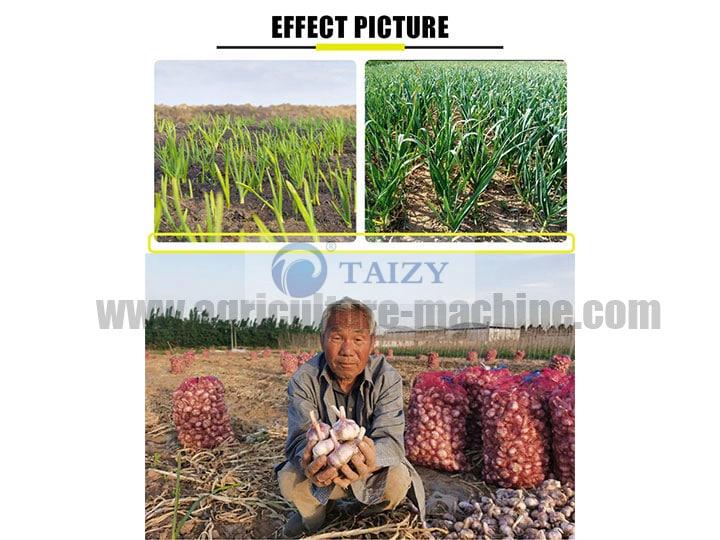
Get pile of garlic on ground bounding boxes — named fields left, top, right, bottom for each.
left=430, top=479, right=575, bottom=539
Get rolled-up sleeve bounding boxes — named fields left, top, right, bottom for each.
left=367, top=370, right=406, bottom=469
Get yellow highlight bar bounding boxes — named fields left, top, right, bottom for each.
left=148, top=232, right=575, bottom=255
left=315, top=43, right=405, bottom=51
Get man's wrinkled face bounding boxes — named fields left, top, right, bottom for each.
left=322, top=309, right=375, bottom=382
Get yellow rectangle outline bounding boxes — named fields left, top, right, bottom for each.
left=148, top=231, right=575, bottom=255
left=316, top=43, right=405, bottom=51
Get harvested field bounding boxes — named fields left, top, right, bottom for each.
left=146, top=350, right=571, bottom=538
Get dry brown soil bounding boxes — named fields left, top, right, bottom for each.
left=372, top=166, right=566, bottom=243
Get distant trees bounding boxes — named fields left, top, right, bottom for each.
left=145, top=308, right=318, bottom=349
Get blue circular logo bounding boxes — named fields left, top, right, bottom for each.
left=272, top=243, right=327, bottom=298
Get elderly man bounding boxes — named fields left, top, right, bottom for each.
left=276, top=297, right=425, bottom=537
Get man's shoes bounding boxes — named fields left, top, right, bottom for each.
left=357, top=499, right=391, bottom=517
left=282, top=512, right=306, bottom=538
left=282, top=510, right=325, bottom=539
left=335, top=499, right=364, bottom=515
left=335, top=499, right=390, bottom=517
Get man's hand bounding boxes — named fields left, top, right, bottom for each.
left=332, top=437, right=379, bottom=488
left=357, top=436, right=379, bottom=473
left=301, top=443, right=339, bottom=488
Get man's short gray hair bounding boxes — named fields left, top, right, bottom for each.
left=320, top=297, right=376, bottom=336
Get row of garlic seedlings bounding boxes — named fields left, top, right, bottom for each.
left=430, top=479, right=575, bottom=540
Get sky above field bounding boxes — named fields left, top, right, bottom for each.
left=155, top=61, right=355, bottom=106
left=146, top=253, right=574, bottom=328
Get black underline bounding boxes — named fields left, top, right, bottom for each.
left=406, top=45, right=503, bottom=49
left=217, top=45, right=314, bottom=49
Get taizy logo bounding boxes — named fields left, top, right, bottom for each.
left=272, top=243, right=328, bottom=298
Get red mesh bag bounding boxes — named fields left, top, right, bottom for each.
left=386, top=348, right=394, bottom=359
left=481, top=376, right=551, bottom=487
left=522, top=369, right=568, bottom=402
left=484, top=349, right=498, bottom=363
left=169, top=351, right=194, bottom=374
left=549, top=376, right=575, bottom=486
left=405, top=371, right=469, bottom=472
left=549, top=354, right=573, bottom=373
left=427, top=352, right=440, bottom=369
left=172, top=376, right=234, bottom=449
left=466, top=350, right=479, bottom=364
left=280, top=351, right=299, bottom=375
left=297, top=352, right=313, bottom=366
left=456, top=367, right=512, bottom=449
left=169, top=356, right=184, bottom=374
left=514, top=350, right=526, bottom=361
left=249, top=350, right=258, bottom=361
left=262, top=349, right=271, bottom=359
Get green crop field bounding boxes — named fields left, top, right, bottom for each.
left=365, top=61, right=567, bottom=237
left=154, top=106, right=355, bottom=242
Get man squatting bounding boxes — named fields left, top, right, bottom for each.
left=276, top=297, right=425, bottom=537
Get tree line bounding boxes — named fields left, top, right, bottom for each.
left=145, top=308, right=319, bottom=349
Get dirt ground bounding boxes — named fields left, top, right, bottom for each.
left=156, top=105, right=356, bottom=124
left=370, top=167, right=566, bottom=243
left=145, top=350, right=560, bottom=539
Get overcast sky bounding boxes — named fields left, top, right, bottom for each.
left=155, top=61, right=355, bottom=106
left=146, top=253, right=574, bottom=328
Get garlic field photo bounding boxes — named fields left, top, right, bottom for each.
left=365, top=61, right=567, bottom=240
left=154, top=62, right=356, bottom=242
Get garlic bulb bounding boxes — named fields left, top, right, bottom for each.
left=306, top=410, right=330, bottom=446
left=330, top=405, right=361, bottom=441
left=327, top=427, right=366, bottom=468
left=312, top=436, right=336, bottom=458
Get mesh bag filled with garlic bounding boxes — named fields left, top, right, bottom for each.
left=297, top=351, right=313, bottom=366
left=172, top=376, right=234, bottom=449
left=169, top=351, right=194, bottom=374
left=481, top=376, right=551, bottom=488
left=405, top=371, right=469, bottom=472
left=456, top=366, right=512, bottom=450
left=280, top=351, right=299, bottom=376
left=549, top=376, right=575, bottom=487
left=523, top=369, right=568, bottom=402
left=549, top=354, right=573, bottom=374
left=169, top=355, right=185, bottom=374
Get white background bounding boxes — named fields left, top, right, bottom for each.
left=1, top=1, right=719, bottom=538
